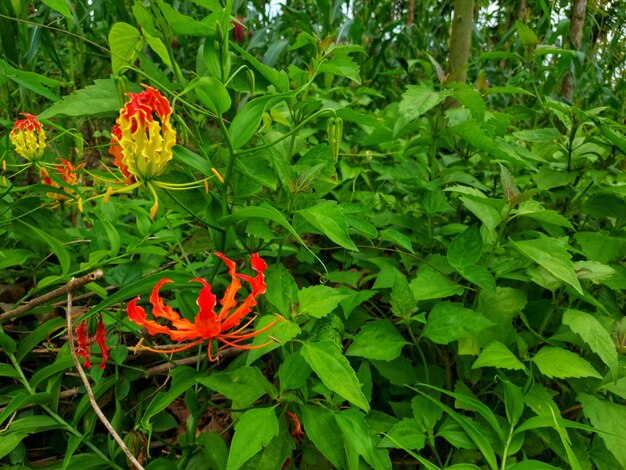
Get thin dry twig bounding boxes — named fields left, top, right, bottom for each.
left=144, top=347, right=242, bottom=376
left=0, top=270, right=103, bottom=324
left=66, top=290, right=145, bottom=470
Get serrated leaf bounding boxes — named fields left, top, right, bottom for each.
left=298, top=285, right=349, bottom=318
left=39, top=79, right=123, bottom=119
left=578, top=393, right=626, bottom=468
left=423, top=302, right=495, bottom=345
left=447, top=225, right=482, bottom=268
left=531, top=347, right=601, bottom=379
left=394, top=84, right=448, bottom=136
left=472, top=342, right=526, bottom=371
left=380, top=229, right=414, bottom=253
left=563, top=309, right=618, bottom=378
left=346, top=320, right=408, bottom=361
left=409, top=270, right=464, bottom=301
left=459, top=265, right=496, bottom=293
left=301, top=341, right=370, bottom=411
left=511, top=238, right=583, bottom=294
left=226, top=407, right=279, bottom=470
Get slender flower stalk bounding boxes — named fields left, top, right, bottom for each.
left=127, top=252, right=281, bottom=360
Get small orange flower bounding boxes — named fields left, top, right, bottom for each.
left=128, top=252, right=279, bottom=360
left=41, top=158, right=78, bottom=188
left=75, top=315, right=109, bottom=369
left=109, top=85, right=176, bottom=183
left=10, top=113, right=46, bottom=161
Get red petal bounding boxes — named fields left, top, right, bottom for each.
left=127, top=296, right=147, bottom=326
left=94, top=315, right=109, bottom=369
left=192, top=278, right=221, bottom=338
left=149, top=279, right=181, bottom=322
left=75, top=321, right=92, bottom=369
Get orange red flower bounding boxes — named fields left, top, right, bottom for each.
left=75, top=315, right=110, bottom=369
left=128, top=252, right=279, bottom=360
left=10, top=113, right=47, bottom=161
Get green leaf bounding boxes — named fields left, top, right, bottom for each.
left=226, top=407, right=279, bottom=470
left=0, top=249, right=31, bottom=270
left=18, top=222, right=70, bottom=275
left=394, top=84, right=448, bottom=136
left=501, top=380, right=525, bottom=427
left=142, top=367, right=198, bottom=430
left=194, top=77, right=232, bottom=115
left=17, top=316, right=65, bottom=362
left=459, top=195, right=502, bottom=239
left=301, top=341, right=370, bottom=412
left=158, top=2, right=214, bottom=35
left=198, top=366, right=274, bottom=408
left=0, top=393, right=50, bottom=428
left=423, top=302, right=495, bottom=345
left=197, top=432, right=228, bottom=470
left=515, top=20, right=539, bottom=45
left=563, top=309, right=618, bottom=379
left=299, top=202, right=358, bottom=251
left=335, top=408, right=392, bottom=470
left=229, top=91, right=295, bottom=149
left=0, top=362, right=20, bottom=379
left=531, top=347, right=601, bottom=379
left=459, top=265, right=496, bottom=293
left=447, top=225, right=482, bottom=268
left=0, top=432, right=27, bottom=459
left=578, top=393, right=626, bottom=468
left=108, top=22, right=143, bottom=76
left=278, top=350, right=311, bottom=392
left=39, top=79, right=123, bottom=119
left=230, top=42, right=290, bottom=92
left=0, top=58, right=59, bottom=102
left=511, top=238, right=583, bottom=294
left=298, top=285, right=350, bottom=318
left=319, top=53, right=361, bottom=84
left=301, top=405, right=346, bottom=469
left=409, top=270, right=464, bottom=301
left=380, top=229, right=414, bottom=253
left=379, top=419, right=426, bottom=450
left=264, top=265, right=298, bottom=316
left=246, top=316, right=300, bottom=365
left=41, top=0, right=72, bottom=18
left=472, top=342, right=526, bottom=371
left=346, top=320, right=408, bottom=361
left=574, top=232, right=626, bottom=263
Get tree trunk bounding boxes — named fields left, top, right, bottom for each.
left=407, top=0, right=414, bottom=28
left=562, top=0, right=587, bottom=101
left=448, top=0, right=475, bottom=83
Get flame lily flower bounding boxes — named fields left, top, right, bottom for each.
left=128, top=252, right=280, bottom=360
left=9, top=113, right=47, bottom=161
left=103, top=85, right=221, bottom=219
left=75, top=315, right=110, bottom=369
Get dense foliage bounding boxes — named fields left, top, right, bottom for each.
left=1, top=1, right=625, bottom=469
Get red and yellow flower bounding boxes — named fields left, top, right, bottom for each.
left=109, top=85, right=175, bottom=183
left=9, top=113, right=47, bottom=161
left=127, top=252, right=280, bottom=360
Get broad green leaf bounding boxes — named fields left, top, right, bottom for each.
left=511, top=238, right=583, bottom=294
left=423, top=302, right=495, bottom=345
left=298, top=285, right=350, bottom=318
left=278, top=350, right=311, bottom=392
left=459, top=195, right=502, bottom=239
left=143, top=31, right=173, bottom=68
left=264, top=264, right=298, bottom=316
left=574, top=232, right=626, bottom=263
left=229, top=91, right=295, bottom=149
left=0, top=58, right=59, bottom=102
left=0, top=432, right=27, bottom=459
left=42, top=0, right=72, bottom=18
left=0, top=249, right=31, bottom=270
left=459, top=265, right=496, bottom=293
left=142, top=367, right=198, bottom=429
left=472, top=342, right=526, bottom=371
left=335, top=408, right=392, bottom=470
left=390, top=270, right=417, bottom=318
left=301, top=405, right=346, bottom=469
left=379, top=419, right=426, bottom=450
left=578, top=393, right=626, bottom=468
left=447, top=225, right=482, bottom=268
left=108, top=23, right=143, bottom=76
left=394, top=84, right=448, bottom=136
left=318, top=52, right=361, bottom=84
left=194, top=76, right=231, bottom=115
left=501, top=380, right=525, bottom=427
left=515, top=20, right=539, bottom=45
left=197, top=432, right=228, bottom=470
left=346, top=320, right=408, bottom=361
left=17, top=316, right=65, bottom=362
left=198, top=366, right=274, bottom=408
left=231, top=42, right=290, bottom=92
left=39, top=79, right=124, bottom=119
left=226, top=407, right=279, bottom=470
left=531, top=347, right=601, bottom=379
left=158, top=2, right=214, bottom=35
left=563, top=309, right=618, bottom=379
left=409, top=270, right=464, bottom=301
left=299, top=202, right=358, bottom=251
left=301, top=341, right=370, bottom=411
left=246, top=316, right=300, bottom=365
left=380, top=229, right=414, bottom=253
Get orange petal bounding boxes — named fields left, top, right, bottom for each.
left=192, top=278, right=221, bottom=338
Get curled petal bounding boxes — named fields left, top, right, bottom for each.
left=192, top=278, right=221, bottom=338
left=149, top=279, right=179, bottom=321
left=75, top=321, right=92, bottom=369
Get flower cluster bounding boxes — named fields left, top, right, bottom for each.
left=75, top=315, right=109, bottom=369
left=128, top=252, right=279, bottom=360
left=9, top=113, right=47, bottom=161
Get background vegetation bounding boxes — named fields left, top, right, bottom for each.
left=1, top=0, right=625, bottom=469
